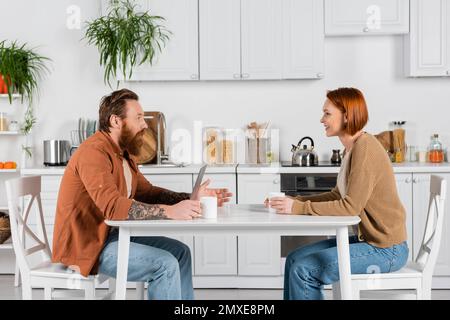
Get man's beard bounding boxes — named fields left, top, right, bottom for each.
left=119, top=124, right=145, bottom=156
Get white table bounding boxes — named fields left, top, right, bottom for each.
left=105, top=204, right=360, bottom=300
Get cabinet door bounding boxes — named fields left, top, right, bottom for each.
left=282, top=0, right=324, bottom=79
left=405, top=0, right=450, bottom=77
left=413, top=173, right=450, bottom=276
left=237, top=174, right=280, bottom=204
left=241, top=0, right=282, bottom=80
left=199, top=0, right=241, bottom=80
left=395, top=173, right=414, bottom=261
left=120, top=0, right=199, bottom=81
left=325, top=0, right=409, bottom=35
left=143, top=174, right=193, bottom=193
left=194, top=235, right=237, bottom=275
left=238, top=235, right=281, bottom=276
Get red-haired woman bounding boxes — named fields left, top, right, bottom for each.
left=268, top=87, right=409, bottom=300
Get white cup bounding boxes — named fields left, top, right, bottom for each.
left=268, top=192, right=285, bottom=213
left=200, top=196, right=218, bottom=219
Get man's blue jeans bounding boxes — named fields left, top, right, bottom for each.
left=284, top=235, right=409, bottom=300
left=98, top=229, right=194, bottom=300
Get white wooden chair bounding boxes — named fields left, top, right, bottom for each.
left=5, top=175, right=116, bottom=300
left=333, top=174, right=447, bottom=300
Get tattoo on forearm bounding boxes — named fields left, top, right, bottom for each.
left=127, top=200, right=167, bottom=220
left=157, top=190, right=190, bottom=205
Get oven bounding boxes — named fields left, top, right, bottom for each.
left=280, top=172, right=338, bottom=257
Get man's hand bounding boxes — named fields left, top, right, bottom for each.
left=193, top=179, right=233, bottom=207
left=264, top=196, right=294, bottom=214
left=164, top=200, right=202, bottom=220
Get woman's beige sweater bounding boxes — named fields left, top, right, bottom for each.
left=292, top=133, right=407, bottom=248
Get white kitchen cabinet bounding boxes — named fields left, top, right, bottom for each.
left=412, top=173, right=450, bottom=277
left=325, top=0, right=409, bottom=36
left=282, top=0, right=324, bottom=79
left=237, top=173, right=280, bottom=204
left=118, top=0, right=199, bottom=81
left=405, top=0, right=450, bottom=77
left=198, top=0, right=241, bottom=80
left=143, top=174, right=193, bottom=193
left=194, top=235, right=237, bottom=275
left=238, top=235, right=281, bottom=276
left=199, top=0, right=324, bottom=80
left=193, top=173, right=238, bottom=275
left=394, top=173, right=414, bottom=261
left=237, top=173, right=281, bottom=277
left=240, top=0, right=283, bottom=80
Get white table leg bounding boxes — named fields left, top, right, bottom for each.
left=115, top=227, right=130, bottom=300
left=336, top=226, right=352, bottom=300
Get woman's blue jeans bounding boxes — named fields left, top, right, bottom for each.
left=284, top=235, right=409, bottom=300
left=98, top=229, right=194, bottom=300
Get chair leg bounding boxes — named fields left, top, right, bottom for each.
left=21, top=281, right=32, bottom=300
left=332, top=282, right=341, bottom=300
left=44, top=287, right=53, bottom=300
left=422, top=281, right=432, bottom=300
left=14, top=262, right=21, bottom=287
left=84, top=282, right=95, bottom=300
left=136, top=282, right=145, bottom=300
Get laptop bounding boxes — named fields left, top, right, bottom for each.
left=190, top=165, right=208, bottom=200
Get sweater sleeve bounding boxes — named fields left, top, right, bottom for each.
left=291, top=141, right=377, bottom=216
left=294, top=186, right=341, bottom=202
left=77, top=147, right=132, bottom=220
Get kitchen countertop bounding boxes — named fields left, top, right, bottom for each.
left=21, top=162, right=450, bottom=175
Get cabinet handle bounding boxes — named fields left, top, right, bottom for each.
left=190, top=74, right=198, bottom=80
left=233, top=73, right=241, bottom=79
left=273, top=179, right=279, bottom=184
left=413, top=178, right=418, bottom=184
left=316, top=72, right=324, bottom=78
left=405, top=177, right=411, bottom=183
left=363, top=27, right=370, bottom=33
left=242, top=73, right=250, bottom=79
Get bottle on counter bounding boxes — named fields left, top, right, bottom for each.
left=428, top=134, right=444, bottom=163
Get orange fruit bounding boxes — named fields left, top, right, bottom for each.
left=0, top=162, right=4, bottom=169
left=4, top=161, right=16, bottom=169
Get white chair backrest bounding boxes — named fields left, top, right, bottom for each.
left=415, top=175, right=447, bottom=274
left=5, top=176, right=52, bottom=275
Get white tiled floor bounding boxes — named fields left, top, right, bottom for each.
left=1, top=275, right=450, bottom=300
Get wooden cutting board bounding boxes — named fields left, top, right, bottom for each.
left=135, top=111, right=164, bottom=164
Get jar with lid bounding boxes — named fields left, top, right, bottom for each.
left=203, top=126, right=223, bottom=165
left=428, top=134, right=444, bottom=163
left=0, top=112, right=9, bottom=131
left=8, top=120, right=20, bottom=132
left=221, top=129, right=237, bottom=164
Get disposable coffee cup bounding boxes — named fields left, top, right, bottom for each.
left=268, top=192, right=285, bottom=213
left=200, top=196, right=218, bottom=219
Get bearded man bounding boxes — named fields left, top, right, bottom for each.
left=52, top=89, right=232, bottom=300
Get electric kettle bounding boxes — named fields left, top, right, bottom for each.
left=291, top=136, right=318, bottom=166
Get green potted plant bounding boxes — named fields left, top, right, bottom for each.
left=0, top=40, right=50, bottom=163
left=84, top=0, right=171, bottom=87
left=0, top=40, right=50, bottom=105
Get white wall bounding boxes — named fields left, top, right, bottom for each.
left=1, top=0, right=450, bottom=168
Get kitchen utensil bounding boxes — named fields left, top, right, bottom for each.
left=43, top=140, right=71, bottom=166
left=135, top=129, right=157, bottom=164
left=291, top=136, right=318, bottom=166
left=331, top=149, right=341, bottom=164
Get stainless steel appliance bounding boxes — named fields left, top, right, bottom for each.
left=291, top=136, right=319, bottom=166
left=43, top=140, right=71, bottom=166
left=280, top=164, right=340, bottom=257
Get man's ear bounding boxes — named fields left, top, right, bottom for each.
left=109, top=115, right=122, bottom=129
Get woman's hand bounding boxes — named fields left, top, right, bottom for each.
left=195, top=179, right=234, bottom=207
left=266, top=196, right=295, bottom=214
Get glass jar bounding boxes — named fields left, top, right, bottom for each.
left=8, top=120, right=19, bottom=132
left=428, top=134, right=444, bottom=163
left=221, top=129, right=237, bottom=164
left=0, top=112, right=9, bottom=131
left=203, top=126, right=223, bottom=165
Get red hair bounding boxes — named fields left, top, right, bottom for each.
left=326, top=87, right=368, bottom=135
